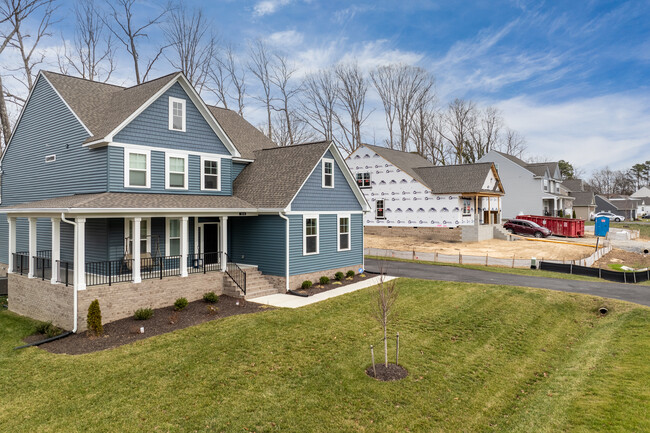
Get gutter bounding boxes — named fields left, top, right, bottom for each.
left=60, top=213, right=78, bottom=333
left=278, top=212, right=290, bottom=293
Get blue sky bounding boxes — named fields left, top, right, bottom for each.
left=5, top=0, right=650, bottom=172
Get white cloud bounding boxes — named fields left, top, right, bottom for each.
left=253, top=0, right=293, bottom=17
left=496, top=93, right=650, bottom=172
left=266, top=30, right=304, bottom=48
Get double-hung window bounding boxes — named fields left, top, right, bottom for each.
left=303, top=215, right=319, bottom=255
left=376, top=200, right=385, bottom=219
left=166, top=154, right=187, bottom=189
left=167, top=218, right=181, bottom=256
left=322, top=158, right=334, bottom=188
left=201, top=157, right=221, bottom=191
left=338, top=215, right=351, bottom=251
left=462, top=198, right=472, bottom=216
left=168, top=97, right=186, bottom=132
left=125, top=149, right=150, bottom=188
left=356, top=172, right=371, bottom=188
left=125, top=218, right=150, bottom=255
left=543, top=179, right=549, bottom=192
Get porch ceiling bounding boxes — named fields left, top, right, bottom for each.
left=0, top=192, right=265, bottom=216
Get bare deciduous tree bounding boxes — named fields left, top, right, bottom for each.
left=500, top=127, right=527, bottom=158
left=374, top=274, right=398, bottom=367
left=103, top=0, right=170, bottom=84
left=164, top=5, right=215, bottom=93
left=411, top=102, right=449, bottom=165
left=301, top=68, right=338, bottom=143
left=436, top=98, right=477, bottom=164
left=248, top=39, right=274, bottom=139
left=269, top=54, right=301, bottom=146
left=465, top=106, right=502, bottom=163
left=334, top=62, right=369, bottom=154
left=57, top=0, right=116, bottom=82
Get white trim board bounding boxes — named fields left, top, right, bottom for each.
left=108, top=142, right=234, bottom=160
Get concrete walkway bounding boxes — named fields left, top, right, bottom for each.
left=250, top=275, right=397, bottom=308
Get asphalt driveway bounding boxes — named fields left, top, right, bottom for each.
left=365, top=258, right=650, bottom=307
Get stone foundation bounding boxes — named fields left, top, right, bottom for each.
left=288, top=264, right=364, bottom=290
left=365, top=226, right=462, bottom=242
left=8, top=272, right=224, bottom=331
left=0, top=262, right=7, bottom=277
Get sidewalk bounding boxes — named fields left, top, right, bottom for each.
left=250, top=275, right=397, bottom=308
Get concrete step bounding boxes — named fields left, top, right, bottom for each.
left=245, top=288, right=281, bottom=300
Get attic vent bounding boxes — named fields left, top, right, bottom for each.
left=45, top=154, right=56, bottom=163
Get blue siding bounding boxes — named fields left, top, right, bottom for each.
left=291, top=150, right=362, bottom=211
left=232, top=162, right=248, bottom=182
left=230, top=215, right=286, bottom=276
left=108, top=146, right=233, bottom=195
left=114, top=82, right=231, bottom=155
left=289, top=213, right=363, bottom=275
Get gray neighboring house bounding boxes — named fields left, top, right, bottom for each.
left=600, top=195, right=641, bottom=220
left=478, top=150, right=574, bottom=219
left=562, top=179, right=597, bottom=220
left=630, top=187, right=650, bottom=217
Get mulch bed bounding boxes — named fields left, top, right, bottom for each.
left=24, top=296, right=273, bottom=355
left=291, top=273, right=371, bottom=296
left=365, top=363, right=409, bottom=381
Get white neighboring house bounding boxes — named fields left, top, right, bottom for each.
left=631, top=187, right=650, bottom=217
left=478, top=150, right=574, bottom=219
left=346, top=145, right=506, bottom=240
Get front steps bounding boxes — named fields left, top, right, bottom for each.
left=493, top=225, right=513, bottom=241
left=222, top=266, right=281, bottom=300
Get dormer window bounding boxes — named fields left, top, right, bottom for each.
left=322, top=158, right=334, bottom=188
left=168, top=97, right=186, bottom=132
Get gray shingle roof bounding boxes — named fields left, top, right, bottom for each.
left=363, top=144, right=434, bottom=185
left=233, top=141, right=332, bottom=208
left=207, top=106, right=276, bottom=159
left=3, top=192, right=254, bottom=211
left=562, top=179, right=584, bottom=192
left=494, top=151, right=528, bottom=166
left=413, top=162, right=503, bottom=194
left=569, top=191, right=596, bottom=207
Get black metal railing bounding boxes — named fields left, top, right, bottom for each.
left=33, top=256, right=52, bottom=281
left=12, top=252, right=30, bottom=275
left=85, top=259, right=133, bottom=287
left=36, top=250, right=52, bottom=259
left=141, top=255, right=182, bottom=280
left=224, top=252, right=246, bottom=295
left=56, top=260, right=74, bottom=286
left=188, top=252, right=222, bottom=274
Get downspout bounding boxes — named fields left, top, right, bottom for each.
left=60, top=213, right=78, bottom=333
left=278, top=212, right=290, bottom=293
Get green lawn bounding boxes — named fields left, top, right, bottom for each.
left=585, top=221, right=650, bottom=239
left=1, top=280, right=649, bottom=432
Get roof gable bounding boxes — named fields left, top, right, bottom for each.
left=413, top=163, right=504, bottom=194
left=207, top=106, right=276, bottom=159
left=356, top=144, right=433, bottom=186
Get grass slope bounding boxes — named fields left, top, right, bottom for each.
left=1, top=280, right=648, bottom=432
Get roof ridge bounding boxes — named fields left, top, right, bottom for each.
left=259, top=140, right=329, bottom=151
left=42, top=70, right=125, bottom=89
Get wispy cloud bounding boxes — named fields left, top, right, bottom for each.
left=253, top=0, right=293, bottom=17
left=266, top=30, right=304, bottom=48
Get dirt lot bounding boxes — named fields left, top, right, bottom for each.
left=594, top=249, right=650, bottom=270
left=365, top=234, right=598, bottom=261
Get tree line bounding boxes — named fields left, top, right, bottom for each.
left=587, top=161, right=650, bottom=196
left=0, top=0, right=528, bottom=164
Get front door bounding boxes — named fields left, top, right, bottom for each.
left=203, top=223, right=220, bottom=264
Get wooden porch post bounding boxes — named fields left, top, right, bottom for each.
left=28, top=217, right=37, bottom=278
left=180, top=216, right=189, bottom=277
left=475, top=195, right=479, bottom=225
left=133, top=218, right=142, bottom=283
left=51, top=217, right=60, bottom=284
left=7, top=217, right=15, bottom=274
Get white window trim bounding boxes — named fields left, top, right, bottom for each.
left=303, top=214, right=319, bottom=256
left=356, top=172, right=371, bottom=189
left=376, top=199, right=386, bottom=220
left=322, top=158, right=334, bottom=188
left=165, top=152, right=189, bottom=190
left=337, top=213, right=351, bottom=252
left=168, top=96, right=186, bottom=132
left=124, top=218, right=151, bottom=254
left=166, top=217, right=181, bottom=256
left=200, top=156, right=222, bottom=191
left=124, top=148, right=151, bottom=188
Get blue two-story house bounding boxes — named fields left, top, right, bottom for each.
left=0, top=71, right=369, bottom=331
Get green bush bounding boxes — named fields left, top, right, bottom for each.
left=134, top=308, right=153, bottom=320
left=301, top=280, right=312, bottom=290
left=319, top=276, right=330, bottom=285
left=346, top=270, right=355, bottom=278
left=35, top=321, right=62, bottom=338
left=174, top=297, right=189, bottom=311
left=87, top=299, right=103, bottom=336
left=203, top=292, right=219, bottom=303
left=334, top=271, right=344, bottom=281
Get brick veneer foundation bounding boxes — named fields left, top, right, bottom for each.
left=288, top=264, right=364, bottom=290
left=8, top=272, right=224, bottom=332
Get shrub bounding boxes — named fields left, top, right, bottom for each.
left=319, top=276, right=330, bottom=285
left=301, top=280, right=313, bottom=290
left=87, top=299, right=103, bottom=336
left=203, top=292, right=219, bottom=303
left=35, top=321, right=62, bottom=338
left=174, top=297, right=189, bottom=311
left=134, top=308, right=153, bottom=320
left=346, top=270, right=355, bottom=278
left=334, top=271, right=344, bottom=281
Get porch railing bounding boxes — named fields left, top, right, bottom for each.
left=33, top=256, right=52, bottom=281
left=56, top=260, right=74, bottom=286
left=141, top=255, right=182, bottom=280
left=36, top=250, right=52, bottom=259
left=85, top=259, right=133, bottom=287
left=12, top=252, right=30, bottom=275
left=224, top=252, right=246, bottom=295
left=188, top=252, right=221, bottom=274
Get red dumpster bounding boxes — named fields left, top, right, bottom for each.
left=517, top=215, right=585, bottom=238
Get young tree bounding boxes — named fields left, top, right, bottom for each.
left=374, top=275, right=398, bottom=367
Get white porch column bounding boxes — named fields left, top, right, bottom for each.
left=28, top=217, right=37, bottom=278
left=133, top=218, right=142, bottom=283
left=7, top=217, right=16, bottom=274
left=220, top=216, right=228, bottom=272
left=180, top=216, right=188, bottom=277
left=76, top=217, right=86, bottom=291
left=51, top=217, right=60, bottom=284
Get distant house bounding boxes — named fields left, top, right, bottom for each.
left=562, top=179, right=597, bottom=220
left=478, top=150, right=574, bottom=219
left=594, top=195, right=638, bottom=220
left=631, top=187, right=650, bottom=216
left=346, top=144, right=507, bottom=242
